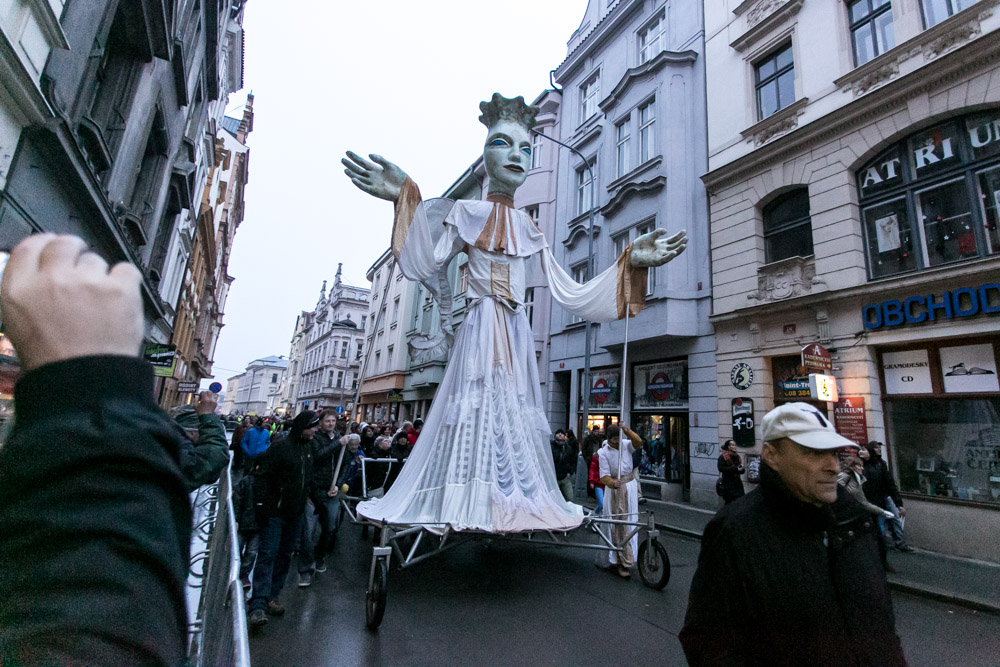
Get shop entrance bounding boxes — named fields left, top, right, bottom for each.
left=633, top=412, right=690, bottom=494
left=583, top=413, right=618, bottom=435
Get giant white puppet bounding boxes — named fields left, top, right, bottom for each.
left=342, top=94, right=686, bottom=533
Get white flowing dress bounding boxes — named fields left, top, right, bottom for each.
left=357, top=182, right=648, bottom=533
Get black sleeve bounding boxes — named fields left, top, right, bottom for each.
left=0, top=356, right=190, bottom=666
left=883, top=461, right=903, bottom=508
left=718, top=454, right=740, bottom=475
left=679, top=515, right=751, bottom=666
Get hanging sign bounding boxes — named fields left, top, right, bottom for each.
left=730, top=363, right=754, bottom=391
left=940, top=343, right=999, bottom=393
left=809, top=373, right=839, bottom=402
left=833, top=396, right=868, bottom=446
left=801, top=343, right=832, bottom=373
left=731, top=398, right=755, bottom=448
left=177, top=381, right=199, bottom=393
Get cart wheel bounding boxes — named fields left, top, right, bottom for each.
left=637, top=538, right=670, bottom=590
left=365, top=559, right=388, bottom=630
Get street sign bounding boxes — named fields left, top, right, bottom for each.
left=209, top=382, right=222, bottom=393
left=834, top=396, right=868, bottom=446
left=731, top=397, right=755, bottom=448
left=809, top=373, right=839, bottom=402
left=177, top=381, right=199, bottom=393
left=801, top=343, right=833, bottom=373
left=335, top=405, right=345, bottom=414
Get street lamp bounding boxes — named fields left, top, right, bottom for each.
left=530, top=128, right=597, bottom=435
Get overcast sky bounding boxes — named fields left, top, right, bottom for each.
left=210, top=0, right=588, bottom=381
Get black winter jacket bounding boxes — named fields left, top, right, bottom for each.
left=0, top=357, right=190, bottom=666
left=310, top=430, right=342, bottom=493
left=550, top=438, right=576, bottom=480
left=253, top=432, right=313, bottom=520
left=680, top=462, right=906, bottom=667
left=717, top=450, right=745, bottom=499
left=863, top=456, right=903, bottom=510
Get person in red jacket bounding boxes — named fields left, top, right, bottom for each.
left=588, top=452, right=605, bottom=514
left=407, top=418, right=423, bottom=446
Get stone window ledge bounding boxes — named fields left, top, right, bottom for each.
left=606, top=156, right=662, bottom=193
left=730, top=0, right=805, bottom=52
left=740, top=97, right=809, bottom=147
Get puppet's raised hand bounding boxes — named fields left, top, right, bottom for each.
left=631, top=229, right=688, bottom=268
left=342, top=151, right=408, bottom=202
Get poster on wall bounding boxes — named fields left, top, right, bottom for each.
left=881, top=349, right=933, bottom=394
left=633, top=361, right=688, bottom=409
left=746, top=455, right=761, bottom=484
left=833, top=396, right=869, bottom=446
left=584, top=368, right=621, bottom=411
left=940, top=343, right=999, bottom=393
left=875, top=214, right=901, bottom=253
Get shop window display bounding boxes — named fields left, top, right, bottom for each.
left=857, top=112, right=1000, bottom=279
left=887, top=398, right=1000, bottom=504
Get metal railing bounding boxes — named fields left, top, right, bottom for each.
left=186, top=462, right=251, bottom=666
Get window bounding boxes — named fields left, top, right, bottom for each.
left=639, top=100, right=656, bottom=163
left=128, top=109, right=169, bottom=234
left=458, top=262, right=469, bottom=293
left=637, top=223, right=656, bottom=295
left=271, top=373, right=278, bottom=383
left=531, top=130, right=544, bottom=169
left=87, top=8, right=141, bottom=162
left=638, top=14, right=665, bottom=64
left=392, top=297, right=400, bottom=323
left=524, top=287, right=535, bottom=327
left=577, top=160, right=596, bottom=216
left=858, top=113, right=1000, bottom=279
left=526, top=206, right=540, bottom=225
left=336, top=371, right=343, bottom=388
left=387, top=346, right=394, bottom=369
left=361, top=315, right=367, bottom=330
left=849, top=0, right=894, bottom=66
left=580, top=72, right=600, bottom=123
left=356, top=340, right=363, bottom=359
left=616, top=118, right=631, bottom=177
left=763, top=188, right=813, bottom=263
left=921, top=0, right=980, bottom=27
left=328, top=371, right=334, bottom=387
left=755, top=43, right=795, bottom=120
left=375, top=351, right=381, bottom=373
left=341, top=341, right=348, bottom=358
left=569, top=263, right=589, bottom=324
left=614, top=232, right=629, bottom=258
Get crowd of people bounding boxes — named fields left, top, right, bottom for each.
left=0, top=233, right=908, bottom=664
left=229, top=414, right=421, bottom=629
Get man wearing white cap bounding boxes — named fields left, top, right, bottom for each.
left=680, top=402, right=906, bottom=666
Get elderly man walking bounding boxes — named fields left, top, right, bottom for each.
left=680, top=402, right=906, bottom=666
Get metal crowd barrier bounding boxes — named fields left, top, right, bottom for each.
left=186, top=462, right=251, bottom=666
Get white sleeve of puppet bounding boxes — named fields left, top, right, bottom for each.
left=392, top=178, right=460, bottom=284
left=541, top=246, right=653, bottom=323
left=598, top=447, right=610, bottom=479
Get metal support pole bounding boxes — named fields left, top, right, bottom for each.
left=530, top=129, right=595, bottom=436
left=618, top=313, right=630, bottom=480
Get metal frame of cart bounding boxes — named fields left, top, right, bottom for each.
left=337, top=457, right=671, bottom=630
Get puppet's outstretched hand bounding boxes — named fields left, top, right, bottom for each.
left=631, top=229, right=687, bottom=268
left=342, top=151, right=408, bottom=203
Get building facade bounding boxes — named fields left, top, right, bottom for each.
left=291, top=266, right=369, bottom=415
left=0, top=0, right=248, bottom=395
left=163, top=94, right=253, bottom=408
left=219, top=373, right=242, bottom=414
left=231, top=355, right=286, bottom=415
left=549, top=0, right=716, bottom=504
left=704, top=0, right=1000, bottom=560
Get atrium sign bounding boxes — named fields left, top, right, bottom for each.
left=862, top=283, right=1000, bottom=330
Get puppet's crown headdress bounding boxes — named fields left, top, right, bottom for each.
left=478, top=93, right=539, bottom=131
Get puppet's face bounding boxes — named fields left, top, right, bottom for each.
left=483, top=119, right=532, bottom=196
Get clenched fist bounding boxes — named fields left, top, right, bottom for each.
left=0, top=234, right=144, bottom=371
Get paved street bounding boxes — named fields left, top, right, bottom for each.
left=248, top=519, right=1000, bottom=666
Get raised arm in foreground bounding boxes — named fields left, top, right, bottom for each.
left=0, top=234, right=190, bottom=665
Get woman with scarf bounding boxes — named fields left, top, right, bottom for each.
left=598, top=424, right=644, bottom=578
left=717, top=440, right=746, bottom=505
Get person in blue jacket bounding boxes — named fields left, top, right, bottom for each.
left=241, top=417, right=270, bottom=471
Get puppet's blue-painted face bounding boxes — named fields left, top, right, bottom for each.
left=483, top=119, right=531, bottom=196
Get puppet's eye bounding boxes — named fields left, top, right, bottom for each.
left=522, top=147, right=531, bottom=155
left=490, top=138, right=508, bottom=147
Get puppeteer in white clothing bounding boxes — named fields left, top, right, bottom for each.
left=341, top=94, right=686, bottom=533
